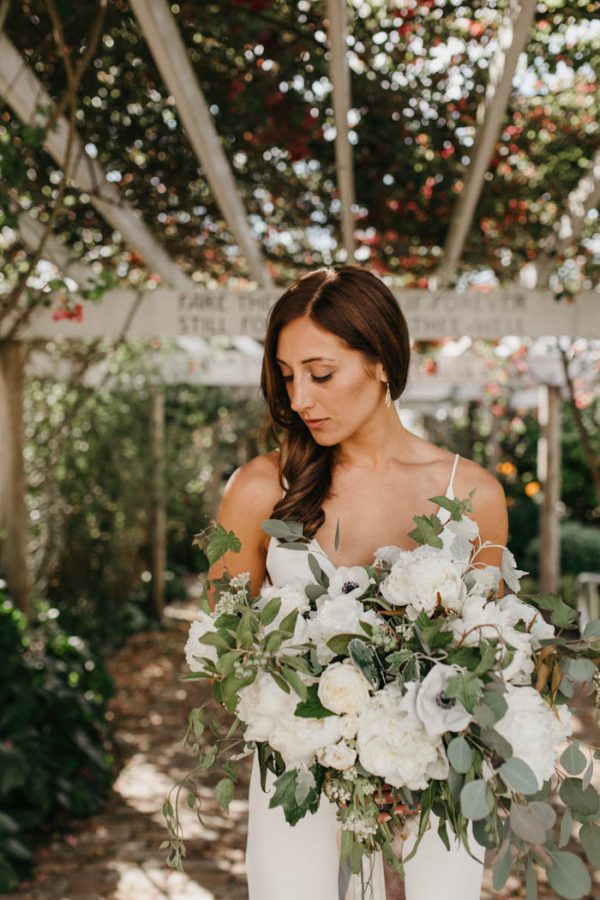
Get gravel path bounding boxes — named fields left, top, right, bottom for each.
left=4, top=599, right=599, bottom=900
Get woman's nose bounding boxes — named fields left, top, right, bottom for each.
left=289, top=377, right=314, bottom=414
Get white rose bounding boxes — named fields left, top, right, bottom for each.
left=307, top=596, right=381, bottom=664
left=339, top=714, right=360, bottom=740
left=318, top=661, right=372, bottom=715
left=415, top=664, right=473, bottom=736
left=380, top=545, right=465, bottom=617
left=255, top=579, right=310, bottom=654
left=317, top=740, right=357, bottom=770
left=269, top=713, right=342, bottom=770
left=495, top=685, right=573, bottom=788
left=357, top=682, right=447, bottom=790
left=184, top=612, right=219, bottom=670
left=236, top=671, right=297, bottom=742
left=328, top=566, right=372, bottom=601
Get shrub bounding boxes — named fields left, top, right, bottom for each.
left=0, top=593, right=115, bottom=891
left=524, top=521, right=600, bottom=578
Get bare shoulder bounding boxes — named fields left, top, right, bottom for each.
left=454, top=456, right=508, bottom=552
left=220, top=450, right=281, bottom=520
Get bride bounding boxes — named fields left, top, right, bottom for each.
left=209, top=266, right=508, bottom=899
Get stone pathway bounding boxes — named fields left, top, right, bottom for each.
left=4, top=598, right=599, bottom=900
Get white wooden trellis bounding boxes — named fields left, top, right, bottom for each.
left=1, top=2, right=598, bottom=614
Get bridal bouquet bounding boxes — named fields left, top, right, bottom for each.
left=164, top=493, right=600, bottom=900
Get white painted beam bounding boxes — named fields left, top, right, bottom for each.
left=7, top=286, right=599, bottom=341
left=436, top=0, right=537, bottom=287
left=0, top=35, right=191, bottom=289
left=326, top=0, right=356, bottom=259
left=129, top=0, right=272, bottom=288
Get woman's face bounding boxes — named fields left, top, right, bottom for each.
left=275, top=316, right=386, bottom=446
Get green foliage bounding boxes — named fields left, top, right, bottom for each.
left=525, top=522, right=600, bottom=579
left=0, top=594, right=114, bottom=892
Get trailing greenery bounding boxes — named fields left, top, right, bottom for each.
left=0, top=592, right=115, bottom=892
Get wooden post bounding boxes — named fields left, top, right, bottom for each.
left=149, top=387, right=166, bottom=620
left=538, top=384, right=561, bottom=593
left=0, top=340, right=30, bottom=615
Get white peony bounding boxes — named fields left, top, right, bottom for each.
left=236, top=671, right=298, bottom=742
left=373, top=545, right=404, bottom=566
left=497, top=595, right=555, bottom=643
left=466, top=566, right=502, bottom=597
left=446, top=593, right=508, bottom=646
left=269, top=712, right=342, bottom=770
left=307, top=596, right=381, bottom=664
left=184, top=612, right=219, bottom=671
left=494, top=685, right=572, bottom=788
left=339, top=714, right=360, bottom=740
left=357, top=682, right=448, bottom=789
left=318, top=661, right=372, bottom=715
left=317, top=741, right=357, bottom=770
left=254, top=579, right=310, bottom=653
left=328, top=566, right=372, bottom=601
left=415, top=664, right=473, bottom=736
left=380, top=545, right=465, bottom=617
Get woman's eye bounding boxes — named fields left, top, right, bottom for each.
left=311, top=374, right=333, bottom=383
left=281, top=374, right=293, bottom=383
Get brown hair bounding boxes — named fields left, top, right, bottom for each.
left=261, top=266, right=411, bottom=538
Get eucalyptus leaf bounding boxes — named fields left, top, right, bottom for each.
left=529, top=801, right=556, bottom=831
left=558, top=807, right=572, bottom=848
left=582, top=619, right=600, bottom=639
left=500, top=758, right=540, bottom=796
left=546, top=850, right=591, bottom=899
left=447, top=736, right=473, bottom=774
left=261, top=519, right=303, bottom=540
left=560, top=743, right=587, bottom=776
left=579, top=822, right=600, bottom=868
left=281, top=666, right=308, bottom=701
left=525, top=855, right=538, bottom=900
left=308, top=553, right=329, bottom=588
left=581, top=757, right=594, bottom=791
left=460, top=779, right=492, bottom=821
left=566, top=658, right=596, bottom=684
left=511, top=804, right=547, bottom=844
left=559, top=778, right=599, bottom=817
left=260, top=596, right=282, bottom=627
left=492, top=843, right=512, bottom=891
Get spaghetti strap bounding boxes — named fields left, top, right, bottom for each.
left=445, top=453, right=460, bottom=499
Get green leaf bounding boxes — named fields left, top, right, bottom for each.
left=581, top=757, right=594, bottom=791
left=447, top=736, right=473, bottom=774
left=305, top=584, right=327, bottom=602
left=480, top=728, right=512, bottom=761
left=534, top=593, right=578, bottom=629
left=268, top=670, right=290, bottom=694
left=295, top=684, right=336, bottom=718
left=334, top=519, right=340, bottom=552
left=525, top=855, right=538, bottom=900
left=215, top=778, right=234, bottom=813
left=206, top=524, right=241, bottom=565
left=559, top=778, right=599, bottom=818
left=565, top=658, right=596, bottom=683
left=260, top=596, right=282, bottom=626
left=529, top=801, right=556, bottom=831
left=560, top=743, right=587, bottom=776
left=261, top=519, right=304, bottom=540
left=265, top=631, right=285, bottom=654
left=408, top=513, right=443, bottom=549
left=460, top=779, right=492, bottom=820
left=579, top=822, right=600, bottom=868
left=444, top=672, right=484, bottom=713
left=215, top=650, right=238, bottom=676
left=511, top=804, right=547, bottom=844
left=500, top=759, right=539, bottom=796
left=558, top=807, right=572, bottom=848
left=268, top=769, right=315, bottom=826
left=474, top=642, right=498, bottom=676
left=546, top=850, right=591, bottom=899
left=281, top=666, right=308, bottom=701
left=326, top=633, right=359, bottom=656
left=582, top=619, right=600, bottom=639
left=348, top=638, right=378, bottom=687
left=492, top=843, right=513, bottom=891
left=278, top=608, right=299, bottom=638
left=294, top=769, right=316, bottom=806
left=307, top=553, right=329, bottom=588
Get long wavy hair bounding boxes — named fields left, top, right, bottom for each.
left=261, top=266, right=411, bottom=538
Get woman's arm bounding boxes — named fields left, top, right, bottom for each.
left=206, top=452, right=282, bottom=602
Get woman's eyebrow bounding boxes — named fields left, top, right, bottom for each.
left=275, top=356, right=337, bottom=365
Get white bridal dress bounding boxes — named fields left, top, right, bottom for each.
left=246, top=453, right=485, bottom=900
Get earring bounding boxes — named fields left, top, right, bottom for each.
left=384, top=382, right=392, bottom=407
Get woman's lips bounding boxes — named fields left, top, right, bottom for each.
left=304, top=418, right=329, bottom=429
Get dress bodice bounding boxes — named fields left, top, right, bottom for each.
left=265, top=452, right=461, bottom=588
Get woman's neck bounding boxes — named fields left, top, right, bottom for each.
left=336, top=407, right=417, bottom=472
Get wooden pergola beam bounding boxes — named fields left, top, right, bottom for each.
left=0, top=35, right=191, bottom=290
left=534, top=149, right=600, bottom=287
left=436, top=0, right=536, bottom=287
left=326, top=0, right=356, bottom=259
left=129, top=0, right=272, bottom=288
